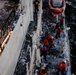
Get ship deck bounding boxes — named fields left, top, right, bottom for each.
left=36, top=9, right=71, bottom=75
left=0, top=0, right=15, bottom=25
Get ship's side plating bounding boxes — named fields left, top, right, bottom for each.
left=0, top=0, right=33, bottom=75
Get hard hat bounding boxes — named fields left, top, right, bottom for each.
left=41, top=67, right=45, bottom=70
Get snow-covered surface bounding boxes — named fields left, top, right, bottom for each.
left=33, top=9, right=71, bottom=75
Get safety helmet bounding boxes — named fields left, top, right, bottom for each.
left=41, top=67, right=45, bottom=70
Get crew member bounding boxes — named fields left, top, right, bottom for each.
left=60, top=16, right=64, bottom=27
left=37, top=67, right=48, bottom=75
left=56, top=27, right=63, bottom=38
left=57, top=61, right=67, bottom=75
left=33, top=0, right=40, bottom=13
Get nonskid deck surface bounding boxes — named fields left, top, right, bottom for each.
left=36, top=9, right=70, bottom=75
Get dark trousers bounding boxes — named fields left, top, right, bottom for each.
left=57, top=69, right=66, bottom=75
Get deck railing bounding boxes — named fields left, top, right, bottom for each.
left=27, top=0, right=43, bottom=75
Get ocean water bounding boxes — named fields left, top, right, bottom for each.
left=65, top=0, right=76, bottom=75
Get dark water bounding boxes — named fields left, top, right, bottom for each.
left=65, top=1, right=76, bottom=75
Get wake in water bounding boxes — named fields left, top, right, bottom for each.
left=66, top=1, right=76, bottom=8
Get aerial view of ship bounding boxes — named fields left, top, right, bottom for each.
left=0, top=0, right=76, bottom=75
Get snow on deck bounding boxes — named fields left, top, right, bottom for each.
left=0, top=0, right=9, bottom=19
left=37, top=9, right=71, bottom=75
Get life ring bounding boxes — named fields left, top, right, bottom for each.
left=48, top=0, right=65, bottom=15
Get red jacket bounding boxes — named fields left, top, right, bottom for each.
left=40, top=48, right=48, bottom=53
left=45, top=48, right=48, bottom=53
left=43, top=39, right=49, bottom=46
left=56, top=27, right=63, bottom=33
left=58, top=62, right=66, bottom=70
left=60, top=18, right=64, bottom=23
